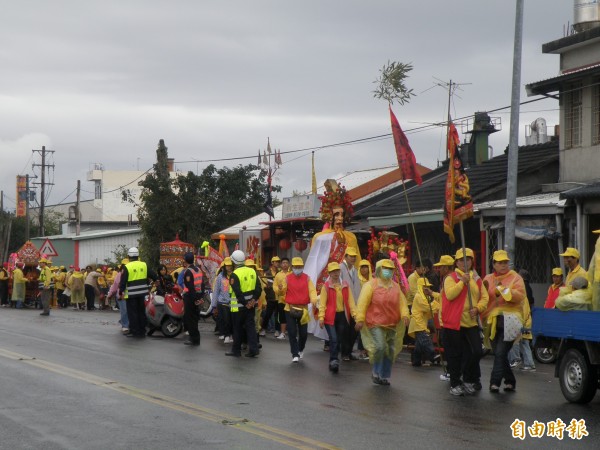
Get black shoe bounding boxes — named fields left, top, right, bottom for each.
left=258, top=343, right=263, bottom=349
left=39, top=312, right=49, bottom=316
left=329, top=360, right=339, bottom=373
left=245, top=351, right=259, bottom=358
left=146, top=329, right=155, bottom=336
left=125, top=333, right=136, bottom=337
left=473, top=381, right=482, bottom=391
left=184, top=340, right=200, bottom=346
left=225, top=351, right=241, bottom=357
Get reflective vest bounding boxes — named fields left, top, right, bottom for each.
left=125, top=260, right=148, bottom=298
left=229, top=266, right=257, bottom=312
left=183, top=267, right=203, bottom=294
left=39, top=266, right=54, bottom=290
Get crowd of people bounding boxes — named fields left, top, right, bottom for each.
left=0, top=239, right=596, bottom=396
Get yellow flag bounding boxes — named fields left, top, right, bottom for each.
left=311, top=151, right=317, bottom=194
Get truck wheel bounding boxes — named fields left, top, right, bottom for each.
left=161, top=317, right=182, bottom=338
left=534, top=342, right=556, bottom=364
left=559, top=349, right=598, bottom=404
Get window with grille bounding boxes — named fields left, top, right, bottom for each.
left=564, top=83, right=582, bottom=149
left=593, top=80, right=600, bottom=145
left=94, top=181, right=102, bottom=200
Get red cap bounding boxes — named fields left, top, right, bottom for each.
left=69, top=264, right=75, bottom=269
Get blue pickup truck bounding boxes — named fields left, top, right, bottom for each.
left=532, top=307, right=600, bottom=404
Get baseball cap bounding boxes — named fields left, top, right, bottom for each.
left=560, top=247, right=580, bottom=259
left=551, top=267, right=563, bottom=276
left=327, top=262, right=340, bottom=272
left=492, top=250, right=510, bottom=262
left=455, top=248, right=474, bottom=259
left=345, top=248, right=358, bottom=257
left=291, top=257, right=304, bottom=267
left=433, top=255, right=455, bottom=267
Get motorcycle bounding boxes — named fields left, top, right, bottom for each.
left=145, top=286, right=185, bottom=337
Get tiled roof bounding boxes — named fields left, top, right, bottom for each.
left=355, top=141, right=559, bottom=219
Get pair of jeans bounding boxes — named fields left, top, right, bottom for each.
left=442, top=326, right=483, bottom=388
left=217, top=303, right=232, bottom=336
left=117, top=298, right=129, bottom=329
left=325, top=311, right=353, bottom=360
left=490, top=328, right=516, bottom=387
left=370, top=326, right=396, bottom=379
left=261, top=301, right=278, bottom=331
left=285, top=312, right=307, bottom=357
left=41, top=288, right=52, bottom=313
left=508, top=339, right=535, bottom=367
left=231, top=307, right=258, bottom=354
left=412, top=331, right=435, bottom=365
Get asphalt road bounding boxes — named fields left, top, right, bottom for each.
left=0, top=307, right=598, bottom=450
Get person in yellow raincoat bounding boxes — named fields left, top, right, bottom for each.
left=283, top=257, right=318, bottom=363
left=355, top=259, right=410, bottom=386
left=482, top=250, right=525, bottom=393
left=408, top=277, right=440, bottom=367
left=357, top=259, right=372, bottom=359
left=318, top=261, right=356, bottom=373
left=586, top=229, right=600, bottom=311
left=560, top=247, right=587, bottom=291
left=442, top=248, right=488, bottom=396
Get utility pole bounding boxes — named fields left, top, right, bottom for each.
left=32, top=146, right=55, bottom=237
left=26, top=174, right=30, bottom=241
left=76, top=180, right=81, bottom=236
left=505, top=0, right=524, bottom=266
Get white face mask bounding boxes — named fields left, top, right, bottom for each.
left=292, top=268, right=303, bottom=276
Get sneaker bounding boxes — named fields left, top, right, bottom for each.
left=224, top=336, right=233, bottom=344
left=520, top=366, right=536, bottom=372
left=277, top=332, right=287, bottom=340
left=462, top=382, right=476, bottom=395
left=449, top=385, right=465, bottom=396
left=121, top=327, right=129, bottom=333
left=259, top=329, right=266, bottom=337
left=274, top=331, right=280, bottom=337
left=440, top=373, right=451, bottom=382
left=329, top=360, right=339, bottom=373
left=509, top=359, right=522, bottom=369
left=299, top=351, right=304, bottom=359
left=219, top=335, right=225, bottom=340
left=292, top=356, right=299, bottom=363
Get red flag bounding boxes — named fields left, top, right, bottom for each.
left=443, top=122, right=473, bottom=243
left=390, top=106, right=422, bottom=185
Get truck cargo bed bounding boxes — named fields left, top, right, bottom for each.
left=532, top=307, right=600, bottom=342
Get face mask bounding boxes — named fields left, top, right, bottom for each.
left=381, top=269, right=393, bottom=279
left=292, top=268, right=303, bottom=276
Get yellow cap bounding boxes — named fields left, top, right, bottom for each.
left=223, top=257, right=232, bottom=266
left=433, top=255, right=455, bottom=267
left=60, top=265, right=65, bottom=270
left=345, top=247, right=358, bottom=257
left=492, top=250, right=510, bottom=262
left=327, top=261, right=340, bottom=272
left=359, top=259, right=371, bottom=267
left=244, top=259, right=256, bottom=267
left=380, top=259, right=395, bottom=269
left=121, top=258, right=130, bottom=265
left=593, top=229, right=600, bottom=234
left=291, top=257, right=304, bottom=267
left=560, top=247, right=580, bottom=259
left=552, top=267, right=563, bottom=276
left=454, top=248, right=474, bottom=259
left=417, top=277, right=432, bottom=287
left=271, top=256, right=281, bottom=262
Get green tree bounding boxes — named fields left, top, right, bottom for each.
left=135, top=139, right=178, bottom=265
left=372, top=61, right=415, bottom=106
left=131, top=140, right=280, bottom=268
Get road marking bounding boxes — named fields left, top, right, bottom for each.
left=0, top=347, right=339, bottom=450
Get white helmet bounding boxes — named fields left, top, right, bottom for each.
left=128, top=247, right=139, bottom=257
left=231, top=250, right=246, bottom=265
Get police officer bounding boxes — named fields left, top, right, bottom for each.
left=182, top=252, right=204, bottom=346
left=119, top=247, right=156, bottom=338
left=226, top=250, right=262, bottom=357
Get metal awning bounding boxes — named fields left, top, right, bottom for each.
left=526, top=63, right=600, bottom=97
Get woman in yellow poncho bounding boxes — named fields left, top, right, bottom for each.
left=355, top=259, right=409, bottom=386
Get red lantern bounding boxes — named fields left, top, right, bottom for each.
left=279, top=239, right=291, bottom=251
left=294, top=240, right=308, bottom=252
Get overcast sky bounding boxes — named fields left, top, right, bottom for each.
left=0, top=0, right=574, bottom=212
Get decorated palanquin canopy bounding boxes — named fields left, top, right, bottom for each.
left=18, top=241, right=41, bottom=266
left=160, top=234, right=195, bottom=273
